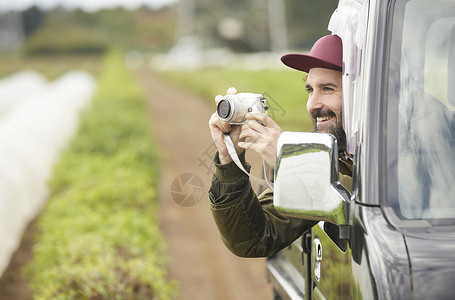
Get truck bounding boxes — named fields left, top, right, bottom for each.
left=267, top=0, right=455, bottom=299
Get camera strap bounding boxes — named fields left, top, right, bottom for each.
left=224, top=134, right=274, bottom=191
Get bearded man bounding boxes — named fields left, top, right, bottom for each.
left=208, top=35, right=352, bottom=257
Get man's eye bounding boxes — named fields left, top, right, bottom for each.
left=306, top=88, right=313, bottom=94
left=323, top=87, right=334, bottom=92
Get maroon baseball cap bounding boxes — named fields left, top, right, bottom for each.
left=281, top=34, right=342, bottom=73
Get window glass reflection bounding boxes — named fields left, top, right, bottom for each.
left=397, top=0, right=455, bottom=219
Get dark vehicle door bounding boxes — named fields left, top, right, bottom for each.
left=311, top=222, right=356, bottom=299
left=267, top=232, right=312, bottom=299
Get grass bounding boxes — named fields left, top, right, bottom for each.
left=159, top=68, right=313, bottom=132
left=24, top=50, right=177, bottom=299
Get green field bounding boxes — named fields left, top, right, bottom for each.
left=159, top=68, right=313, bottom=132
left=22, top=52, right=177, bottom=299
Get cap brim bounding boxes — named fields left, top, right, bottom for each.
left=281, top=54, right=342, bottom=73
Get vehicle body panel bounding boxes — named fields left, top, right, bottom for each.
left=405, top=232, right=455, bottom=299
left=267, top=0, right=455, bottom=298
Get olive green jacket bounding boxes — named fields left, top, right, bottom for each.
left=209, top=151, right=352, bottom=258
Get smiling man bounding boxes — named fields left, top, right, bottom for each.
left=283, top=34, right=346, bottom=150
left=307, top=68, right=344, bottom=140
left=208, top=34, right=352, bottom=257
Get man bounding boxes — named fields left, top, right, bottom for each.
left=208, top=34, right=352, bottom=257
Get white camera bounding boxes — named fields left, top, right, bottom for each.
left=216, top=93, right=268, bottom=125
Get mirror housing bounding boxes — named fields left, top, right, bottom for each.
left=273, top=132, right=351, bottom=226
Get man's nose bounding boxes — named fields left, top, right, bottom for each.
left=307, top=92, right=324, bottom=113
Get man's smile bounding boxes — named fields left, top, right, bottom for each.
left=316, top=115, right=334, bottom=123
left=311, top=107, right=337, bottom=131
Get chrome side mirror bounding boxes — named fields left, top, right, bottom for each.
left=274, top=132, right=350, bottom=226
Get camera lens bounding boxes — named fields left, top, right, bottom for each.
left=217, top=99, right=231, bottom=119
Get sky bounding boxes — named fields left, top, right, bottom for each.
left=0, top=0, right=177, bottom=12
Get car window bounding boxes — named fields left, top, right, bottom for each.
left=387, top=0, right=455, bottom=221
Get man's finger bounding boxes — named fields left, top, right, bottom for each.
left=238, top=141, right=252, bottom=149
left=210, top=112, right=232, bottom=132
left=239, top=128, right=262, bottom=144
left=243, top=119, right=267, bottom=134
left=245, top=112, right=269, bottom=126
left=227, top=87, right=237, bottom=95
left=245, top=113, right=280, bottom=129
left=215, top=95, right=223, bottom=104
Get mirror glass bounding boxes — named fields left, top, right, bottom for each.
left=274, top=132, right=347, bottom=225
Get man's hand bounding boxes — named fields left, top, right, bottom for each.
left=238, top=112, right=282, bottom=168
left=208, top=87, right=282, bottom=167
left=208, top=87, right=243, bottom=164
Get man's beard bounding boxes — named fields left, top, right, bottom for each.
left=311, top=108, right=347, bottom=150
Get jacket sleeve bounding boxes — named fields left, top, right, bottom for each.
left=209, top=151, right=316, bottom=258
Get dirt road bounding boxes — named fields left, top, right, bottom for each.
left=135, top=68, right=273, bottom=300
